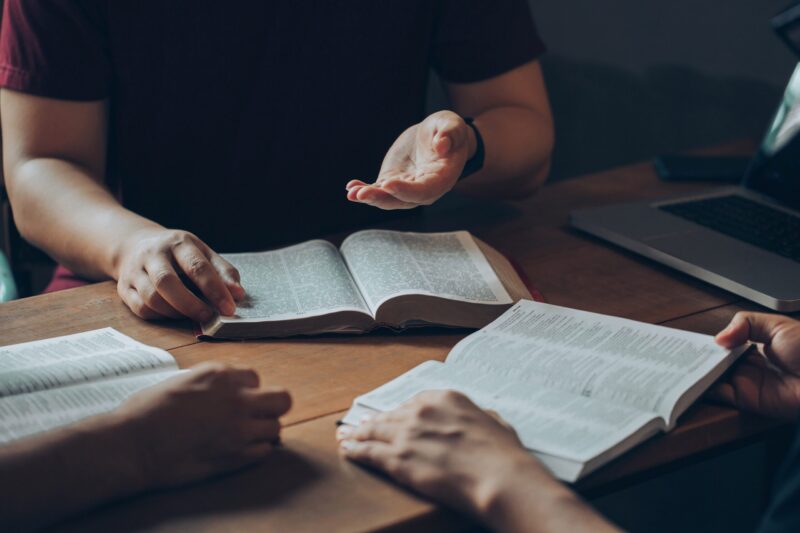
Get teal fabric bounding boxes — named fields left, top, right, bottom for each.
left=0, top=251, right=18, bottom=302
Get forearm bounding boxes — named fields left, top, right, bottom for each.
left=0, top=413, right=144, bottom=531
left=456, top=105, right=553, bottom=199
left=8, top=158, right=162, bottom=280
left=482, top=460, right=620, bottom=533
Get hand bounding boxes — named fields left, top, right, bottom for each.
left=115, top=362, right=292, bottom=489
left=115, top=227, right=246, bottom=322
left=336, top=391, right=554, bottom=520
left=346, top=111, right=476, bottom=210
left=712, top=312, right=800, bottom=420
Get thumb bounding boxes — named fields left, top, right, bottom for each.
left=430, top=113, right=467, bottom=157
left=716, top=312, right=787, bottom=349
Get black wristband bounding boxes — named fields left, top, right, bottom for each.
left=459, top=117, right=485, bottom=181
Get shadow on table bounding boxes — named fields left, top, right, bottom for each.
left=60, top=446, right=323, bottom=532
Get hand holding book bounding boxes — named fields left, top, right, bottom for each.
left=711, top=311, right=800, bottom=420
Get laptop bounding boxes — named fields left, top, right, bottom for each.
left=570, top=64, right=800, bottom=312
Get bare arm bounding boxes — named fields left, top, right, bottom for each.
left=2, top=90, right=243, bottom=321
left=0, top=364, right=291, bottom=531
left=346, top=61, right=553, bottom=209
left=448, top=60, right=553, bottom=198
left=0, top=411, right=144, bottom=531
left=2, top=92, right=128, bottom=279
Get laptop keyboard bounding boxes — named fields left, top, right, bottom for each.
left=660, top=195, right=800, bottom=263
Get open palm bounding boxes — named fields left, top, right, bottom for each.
left=346, top=111, right=474, bottom=210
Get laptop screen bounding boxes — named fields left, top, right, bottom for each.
left=744, top=63, right=800, bottom=210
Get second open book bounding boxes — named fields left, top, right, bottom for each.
left=201, top=230, right=531, bottom=338
left=343, top=301, right=748, bottom=483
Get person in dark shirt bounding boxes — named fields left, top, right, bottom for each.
left=337, top=311, right=800, bottom=532
left=0, top=1, right=554, bottom=321
left=0, top=363, right=292, bottom=531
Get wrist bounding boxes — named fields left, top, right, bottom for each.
left=465, top=118, right=479, bottom=160
left=458, top=117, right=485, bottom=182
left=71, top=411, right=151, bottom=496
left=109, top=223, right=162, bottom=280
left=476, top=454, right=570, bottom=532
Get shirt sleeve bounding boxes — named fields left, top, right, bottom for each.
left=0, top=0, right=110, bottom=101
left=432, top=0, right=546, bottom=84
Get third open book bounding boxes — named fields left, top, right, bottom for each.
left=343, top=301, right=748, bottom=482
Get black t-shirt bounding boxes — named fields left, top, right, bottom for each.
left=0, top=1, right=545, bottom=252
left=758, top=421, right=800, bottom=532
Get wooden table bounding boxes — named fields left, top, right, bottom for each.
left=1, top=143, right=789, bottom=531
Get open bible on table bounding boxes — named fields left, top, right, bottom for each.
left=200, top=230, right=533, bottom=339
left=0, top=328, right=182, bottom=444
left=342, top=301, right=749, bottom=483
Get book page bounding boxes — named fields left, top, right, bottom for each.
left=354, top=361, right=657, bottom=463
left=447, top=301, right=733, bottom=420
left=0, top=370, right=183, bottom=444
left=224, top=240, right=370, bottom=321
left=340, top=230, right=511, bottom=312
left=0, top=328, right=177, bottom=397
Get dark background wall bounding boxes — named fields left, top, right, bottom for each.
left=432, top=0, right=799, bottom=180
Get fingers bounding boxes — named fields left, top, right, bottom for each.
left=244, top=388, right=293, bottom=418
left=207, top=252, right=246, bottom=302
left=716, top=312, right=791, bottom=349
left=244, top=418, right=282, bottom=444
left=173, top=243, right=237, bottom=316
left=187, top=365, right=289, bottom=416
left=186, top=363, right=260, bottom=389
left=347, top=184, right=418, bottom=210
left=224, top=367, right=261, bottom=389
left=380, top=177, right=448, bottom=205
left=346, top=179, right=369, bottom=190
left=130, top=272, right=183, bottom=319
left=339, top=439, right=397, bottom=472
left=485, top=409, right=515, bottom=432
left=707, top=354, right=766, bottom=410
left=336, top=418, right=399, bottom=444
left=241, top=442, right=274, bottom=462
left=144, top=257, right=215, bottom=323
left=119, top=285, right=171, bottom=321
left=707, top=382, right=736, bottom=406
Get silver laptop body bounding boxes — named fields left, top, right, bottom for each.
left=571, top=66, right=800, bottom=312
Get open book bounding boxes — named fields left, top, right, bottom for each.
left=342, top=301, right=748, bottom=482
left=201, top=230, right=532, bottom=339
left=0, top=328, right=182, bottom=444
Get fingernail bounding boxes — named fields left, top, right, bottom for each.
left=336, top=426, right=353, bottom=440
left=358, top=414, right=373, bottom=424
left=340, top=440, right=357, bottom=451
